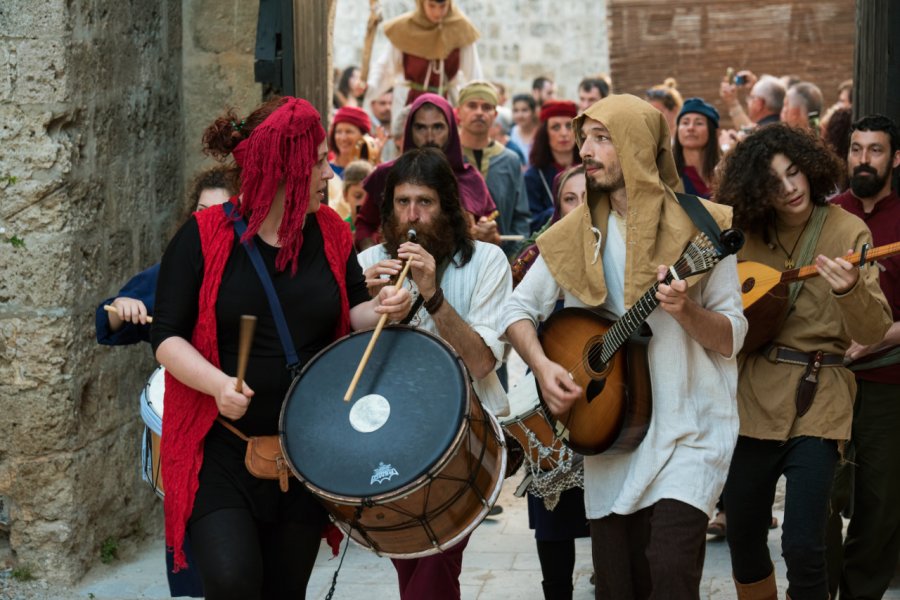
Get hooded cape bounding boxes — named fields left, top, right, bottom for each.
left=537, top=94, right=732, bottom=308
left=383, top=0, right=480, bottom=61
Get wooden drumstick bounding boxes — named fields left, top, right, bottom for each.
left=344, top=229, right=417, bottom=402
left=235, top=315, right=257, bottom=394
left=104, top=304, right=153, bottom=323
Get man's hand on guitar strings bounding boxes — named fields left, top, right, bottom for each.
left=533, top=358, right=583, bottom=416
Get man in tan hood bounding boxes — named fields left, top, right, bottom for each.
left=503, top=94, right=747, bottom=598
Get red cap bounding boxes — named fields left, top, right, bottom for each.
left=539, top=100, right=578, bottom=122
left=333, top=106, right=371, bottom=134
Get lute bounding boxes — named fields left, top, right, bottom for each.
left=739, top=240, right=900, bottom=352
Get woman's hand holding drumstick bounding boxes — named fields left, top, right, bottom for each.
left=217, top=315, right=257, bottom=420
left=344, top=230, right=416, bottom=402
left=235, top=315, right=257, bottom=393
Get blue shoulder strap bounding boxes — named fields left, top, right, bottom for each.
left=223, top=203, right=300, bottom=372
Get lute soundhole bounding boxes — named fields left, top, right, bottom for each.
left=583, top=337, right=610, bottom=403
left=741, top=277, right=756, bottom=293
left=585, top=337, right=608, bottom=376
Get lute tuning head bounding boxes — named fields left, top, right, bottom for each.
left=719, top=228, right=745, bottom=256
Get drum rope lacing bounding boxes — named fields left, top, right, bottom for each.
left=329, top=412, right=498, bottom=549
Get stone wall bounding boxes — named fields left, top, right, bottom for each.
left=333, top=0, right=610, bottom=104
left=181, top=0, right=261, bottom=189
left=0, top=0, right=182, bottom=582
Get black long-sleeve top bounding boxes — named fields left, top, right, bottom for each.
left=151, top=214, right=370, bottom=436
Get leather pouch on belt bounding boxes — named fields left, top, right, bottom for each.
left=245, top=435, right=292, bottom=492
left=795, top=350, right=824, bottom=418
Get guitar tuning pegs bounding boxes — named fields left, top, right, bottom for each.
left=719, top=228, right=745, bottom=256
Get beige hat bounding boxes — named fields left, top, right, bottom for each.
left=458, top=81, right=499, bottom=107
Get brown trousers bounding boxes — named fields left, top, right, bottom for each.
left=590, top=498, right=708, bottom=600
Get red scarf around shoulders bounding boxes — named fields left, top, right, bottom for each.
left=162, top=200, right=352, bottom=570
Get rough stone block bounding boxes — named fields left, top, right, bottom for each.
left=501, top=43, right=520, bottom=62
left=0, top=105, right=68, bottom=177
left=543, top=42, right=563, bottom=60
left=0, top=0, right=69, bottom=38
left=190, top=0, right=235, bottom=53
left=13, top=38, right=68, bottom=104
left=0, top=43, right=11, bottom=102
left=5, top=420, right=156, bottom=582
left=0, top=234, right=76, bottom=307
left=233, top=0, right=260, bottom=53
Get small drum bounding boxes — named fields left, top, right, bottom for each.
left=501, top=373, right=582, bottom=501
left=280, top=326, right=506, bottom=558
left=501, top=372, right=567, bottom=471
left=139, top=366, right=165, bottom=498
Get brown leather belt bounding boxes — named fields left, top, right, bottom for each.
left=766, top=345, right=845, bottom=367
left=765, top=345, right=845, bottom=417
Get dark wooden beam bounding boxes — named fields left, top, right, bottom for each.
left=293, top=0, right=336, bottom=127
left=854, top=0, right=900, bottom=124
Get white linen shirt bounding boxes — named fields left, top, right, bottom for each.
left=359, top=240, right=511, bottom=416
left=501, top=240, right=747, bottom=519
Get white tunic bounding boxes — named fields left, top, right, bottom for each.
left=501, top=225, right=747, bottom=519
left=359, top=241, right=511, bottom=416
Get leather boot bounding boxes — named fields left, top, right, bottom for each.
left=733, top=570, right=777, bottom=600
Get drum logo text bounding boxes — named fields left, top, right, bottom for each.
left=371, top=462, right=400, bottom=485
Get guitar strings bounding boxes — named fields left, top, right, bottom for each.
left=557, top=253, right=695, bottom=379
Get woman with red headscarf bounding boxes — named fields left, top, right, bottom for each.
left=151, top=96, right=411, bottom=599
left=523, top=100, right=581, bottom=233
left=329, top=105, right=375, bottom=177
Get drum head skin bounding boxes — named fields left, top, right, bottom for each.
left=281, top=327, right=468, bottom=499
left=141, top=366, right=165, bottom=436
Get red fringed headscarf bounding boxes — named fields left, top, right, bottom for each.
left=233, top=97, right=326, bottom=274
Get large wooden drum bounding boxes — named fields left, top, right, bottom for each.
left=280, top=326, right=506, bottom=558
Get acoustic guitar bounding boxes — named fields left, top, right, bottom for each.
left=738, top=240, right=900, bottom=353
left=538, top=234, right=725, bottom=456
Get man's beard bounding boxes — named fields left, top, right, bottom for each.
left=383, top=213, right=458, bottom=264
left=584, top=160, right=625, bottom=193
left=849, top=163, right=892, bottom=199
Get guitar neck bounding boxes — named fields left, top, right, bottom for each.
left=781, top=241, right=900, bottom=283
left=600, top=283, right=662, bottom=364
left=600, top=236, right=722, bottom=363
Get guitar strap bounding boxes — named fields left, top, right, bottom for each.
left=674, top=193, right=725, bottom=255
left=784, top=204, right=828, bottom=313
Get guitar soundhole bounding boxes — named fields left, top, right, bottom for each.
left=586, top=340, right=607, bottom=374
left=741, top=277, right=755, bottom=293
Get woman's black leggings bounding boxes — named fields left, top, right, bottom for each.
left=536, top=539, right=576, bottom=599
left=188, top=507, right=322, bottom=600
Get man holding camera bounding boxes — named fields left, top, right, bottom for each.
left=718, top=71, right=786, bottom=151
